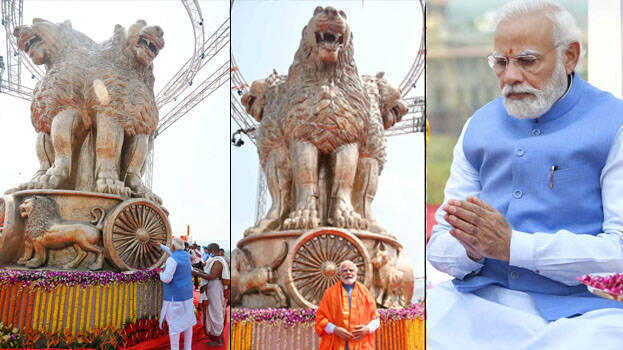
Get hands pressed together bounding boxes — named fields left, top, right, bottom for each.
left=443, top=196, right=512, bottom=262
left=334, top=325, right=369, bottom=342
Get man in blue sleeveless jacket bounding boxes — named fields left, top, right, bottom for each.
left=427, top=1, right=623, bottom=349
left=159, top=237, right=196, bottom=350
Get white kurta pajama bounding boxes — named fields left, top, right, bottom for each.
left=427, top=115, right=623, bottom=349
left=200, top=256, right=230, bottom=337
left=159, top=247, right=197, bottom=350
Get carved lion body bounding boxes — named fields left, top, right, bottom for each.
left=17, top=196, right=105, bottom=270
left=242, top=7, right=407, bottom=235
left=10, top=19, right=164, bottom=203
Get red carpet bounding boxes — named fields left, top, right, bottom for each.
left=426, top=203, right=440, bottom=243
left=120, top=290, right=229, bottom=350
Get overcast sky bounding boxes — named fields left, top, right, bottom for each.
left=231, top=0, right=426, bottom=278
left=0, top=0, right=230, bottom=249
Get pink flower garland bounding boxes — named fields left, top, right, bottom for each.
left=0, top=269, right=159, bottom=291
left=231, top=303, right=425, bottom=326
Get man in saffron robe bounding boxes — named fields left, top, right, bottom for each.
left=315, top=260, right=380, bottom=350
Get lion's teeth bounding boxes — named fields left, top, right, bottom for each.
left=320, top=32, right=325, bottom=41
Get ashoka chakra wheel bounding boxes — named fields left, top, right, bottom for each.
left=286, top=229, right=372, bottom=308
left=103, top=199, right=171, bottom=270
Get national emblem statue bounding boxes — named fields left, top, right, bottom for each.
left=9, top=18, right=162, bottom=203
left=235, top=6, right=414, bottom=309
left=242, top=7, right=408, bottom=236
left=0, top=18, right=171, bottom=272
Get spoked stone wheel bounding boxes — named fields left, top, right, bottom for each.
left=286, top=228, right=372, bottom=308
left=103, top=199, right=171, bottom=270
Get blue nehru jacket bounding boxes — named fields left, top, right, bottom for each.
left=453, top=73, right=623, bottom=321
left=163, top=250, right=194, bottom=302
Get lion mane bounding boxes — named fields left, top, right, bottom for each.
left=23, top=196, right=59, bottom=238
left=18, top=19, right=97, bottom=134
left=282, top=6, right=371, bottom=154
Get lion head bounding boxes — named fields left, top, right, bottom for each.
left=115, top=20, right=164, bottom=67
left=21, top=196, right=59, bottom=238
left=14, top=18, right=94, bottom=66
left=242, top=79, right=267, bottom=122
left=375, top=72, right=408, bottom=129
left=304, top=6, right=351, bottom=64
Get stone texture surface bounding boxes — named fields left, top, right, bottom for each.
left=235, top=7, right=414, bottom=309
left=0, top=19, right=171, bottom=271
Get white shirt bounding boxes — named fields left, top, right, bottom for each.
left=158, top=249, right=196, bottom=333
left=427, top=119, right=623, bottom=286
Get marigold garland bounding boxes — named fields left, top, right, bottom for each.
left=231, top=303, right=425, bottom=350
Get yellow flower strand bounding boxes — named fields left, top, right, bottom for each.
left=44, top=288, right=53, bottom=332
left=130, top=283, right=136, bottom=322
left=72, top=287, right=79, bottom=335
left=56, top=285, right=66, bottom=333
left=31, top=288, right=40, bottom=331
left=101, top=285, right=108, bottom=328
left=66, top=285, right=74, bottom=334
left=38, top=289, right=47, bottom=331
left=86, top=286, right=94, bottom=330
left=112, top=282, right=119, bottom=329
left=106, top=284, right=113, bottom=327
left=94, top=286, right=101, bottom=329
left=81, top=286, right=89, bottom=332
left=121, top=283, right=127, bottom=325
left=234, top=323, right=240, bottom=350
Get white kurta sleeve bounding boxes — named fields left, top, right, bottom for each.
left=367, top=317, right=380, bottom=333
left=427, top=118, right=485, bottom=279
left=509, top=126, right=623, bottom=285
left=159, top=257, right=177, bottom=284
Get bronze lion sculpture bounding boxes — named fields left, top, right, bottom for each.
left=17, top=196, right=105, bottom=270
left=242, top=7, right=407, bottom=235
left=9, top=19, right=163, bottom=203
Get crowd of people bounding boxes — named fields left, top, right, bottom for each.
left=158, top=237, right=230, bottom=350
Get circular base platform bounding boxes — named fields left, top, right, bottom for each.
left=233, top=227, right=414, bottom=309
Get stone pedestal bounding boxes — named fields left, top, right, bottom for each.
left=233, top=227, right=414, bottom=309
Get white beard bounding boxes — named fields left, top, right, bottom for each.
left=502, top=58, right=568, bottom=119
left=341, top=276, right=357, bottom=285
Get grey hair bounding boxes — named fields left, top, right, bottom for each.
left=494, top=0, right=585, bottom=67
left=172, top=237, right=185, bottom=250
left=338, top=260, right=357, bottom=272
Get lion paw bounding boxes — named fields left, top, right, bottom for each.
left=88, top=257, right=104, bottom=270
left=283, top=208, right=319, bottom=230
left=25, top=258, right=44, bottom=268
left=96, top=178, right=132, bottom=197
left=36, top=173, right=67, bottom=189
left=329, top=199, right=367, bottom=229
left=132, top=189, right=162, bottom=204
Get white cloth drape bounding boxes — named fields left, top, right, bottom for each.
left=427, top=281, right=623, bottom=350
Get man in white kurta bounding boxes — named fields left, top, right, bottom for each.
left=194, top=243, right=230, bottom=347
left=159, top=238, right=196, bottom=350
left=427, top=1, right=623, bottom=349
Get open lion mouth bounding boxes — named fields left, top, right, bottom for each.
left=315, top=31, right=344, bottom=47
left=22, top=34, right=42, bottom=55
left=137, top=35, right=162, bottom=58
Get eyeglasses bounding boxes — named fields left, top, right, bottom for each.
left=487, top=45, right=560, bottom=74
